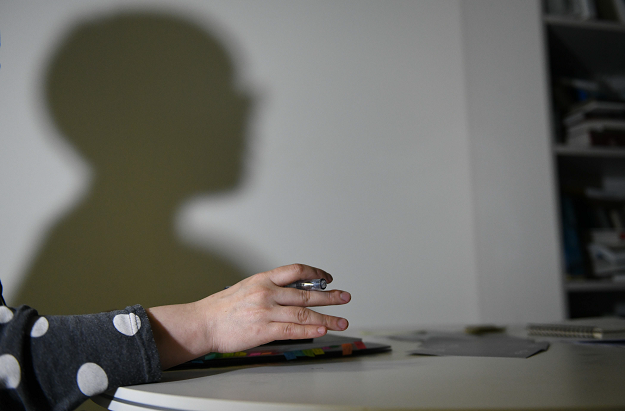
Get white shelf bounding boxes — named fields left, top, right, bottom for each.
left=554, top=145, right=625, bottom=158
left=565, top=279, right=625, bottom=292
left=544, top=16, right=625, bottom=33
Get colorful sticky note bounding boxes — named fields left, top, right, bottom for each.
left=204, top=353, right=216, bottom=360
left=302, top=349, right=315, bottom=357
left=293, top=350, right=305, bottom=357
left=284, top=351, right=297, bottom=360
left=248, top=352, right=261, bottom=357
left=354, top=341, right=367, bottom=350
left=342, top=343, right=353, bottom=355
left=234, top=352, right=247, bottom=357
left=223, top=353, right=234, bottom=358
left=312, top=348, right=325, bottom=355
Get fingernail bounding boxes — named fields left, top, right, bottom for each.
left=338, top=318, right=348, bottom=330
left=327, top=274, right=334, bottom=282
left=318, top=327, right=326, bottom=335
left=340, top=292, right=350, bottom=303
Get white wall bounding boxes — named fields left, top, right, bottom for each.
left=0, top=0, right=563, bottom=327
left=461, top=0, right=565, bottom=323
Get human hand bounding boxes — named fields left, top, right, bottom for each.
left=146, top=264, right=351, bottom=369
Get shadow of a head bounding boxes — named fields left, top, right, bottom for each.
left=15, top=12, right=251, bottom=314
left=48, top=12, right=249, bottom=195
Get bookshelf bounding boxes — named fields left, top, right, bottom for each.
left=544, top=9, right=625, bottom=318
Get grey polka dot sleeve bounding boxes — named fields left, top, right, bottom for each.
left=0, top=296, right=162, bottom=410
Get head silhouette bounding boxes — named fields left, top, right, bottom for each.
left=47, top=12, right=248, bottom=196
left=15, top=12, right=250, bottom=314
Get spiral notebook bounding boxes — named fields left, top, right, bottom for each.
left=527, top=317, right=625, bottom=340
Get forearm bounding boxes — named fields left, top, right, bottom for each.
left=0, top=304, right=161, bottom=409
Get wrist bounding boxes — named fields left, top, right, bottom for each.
left=146, top=302, right=209, bottom=370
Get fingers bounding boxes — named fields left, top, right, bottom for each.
left=273, top=306, right=349, bottom=331
left=275, top=288, right=351, bottom=307
left=267, top=322, right=328, bottom=340
left=266, top=264, right=333, bottom=287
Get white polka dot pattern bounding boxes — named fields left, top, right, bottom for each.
left=0, top=354, right=21, bottom=389
left=113, top=313, right=141, bottom=336
left=76, top=362, right=108, bottom=396
left=30, top=317, right=49, bottom=338
left=0, top=306, right=13, bottom=324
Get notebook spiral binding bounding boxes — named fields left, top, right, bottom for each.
left=527, top=324, right=602, bottom=339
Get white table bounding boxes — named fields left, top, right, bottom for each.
left=93, top=327, right=625, bottom=410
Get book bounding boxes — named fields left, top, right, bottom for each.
left=563, top=100, right=625, bottom=127
left=566, top=119, right=625, bottom=146
left=527, top=317, right=625, bottom=340
left=567, top=131, right=625, bottom=147
left=561, top=195, right=585, bottom=276
left=588, top=243, right=625, bottom=276
left=544, top=0, right=596, bottom=19
left=585, top=187, right=625, bottom=201
left=589, top=257, right=625, bottom=276
left=562, top=100, right=625, bottom=147
left=591, top=229, right=625, bottom=245
left=568, top=119, right=625, bottom=134
left=171, top=334, right=392, bottom=370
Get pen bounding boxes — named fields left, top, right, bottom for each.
left=284, top=279, right=327, bottom=291
left=224, top=278, right=327, bottom=291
